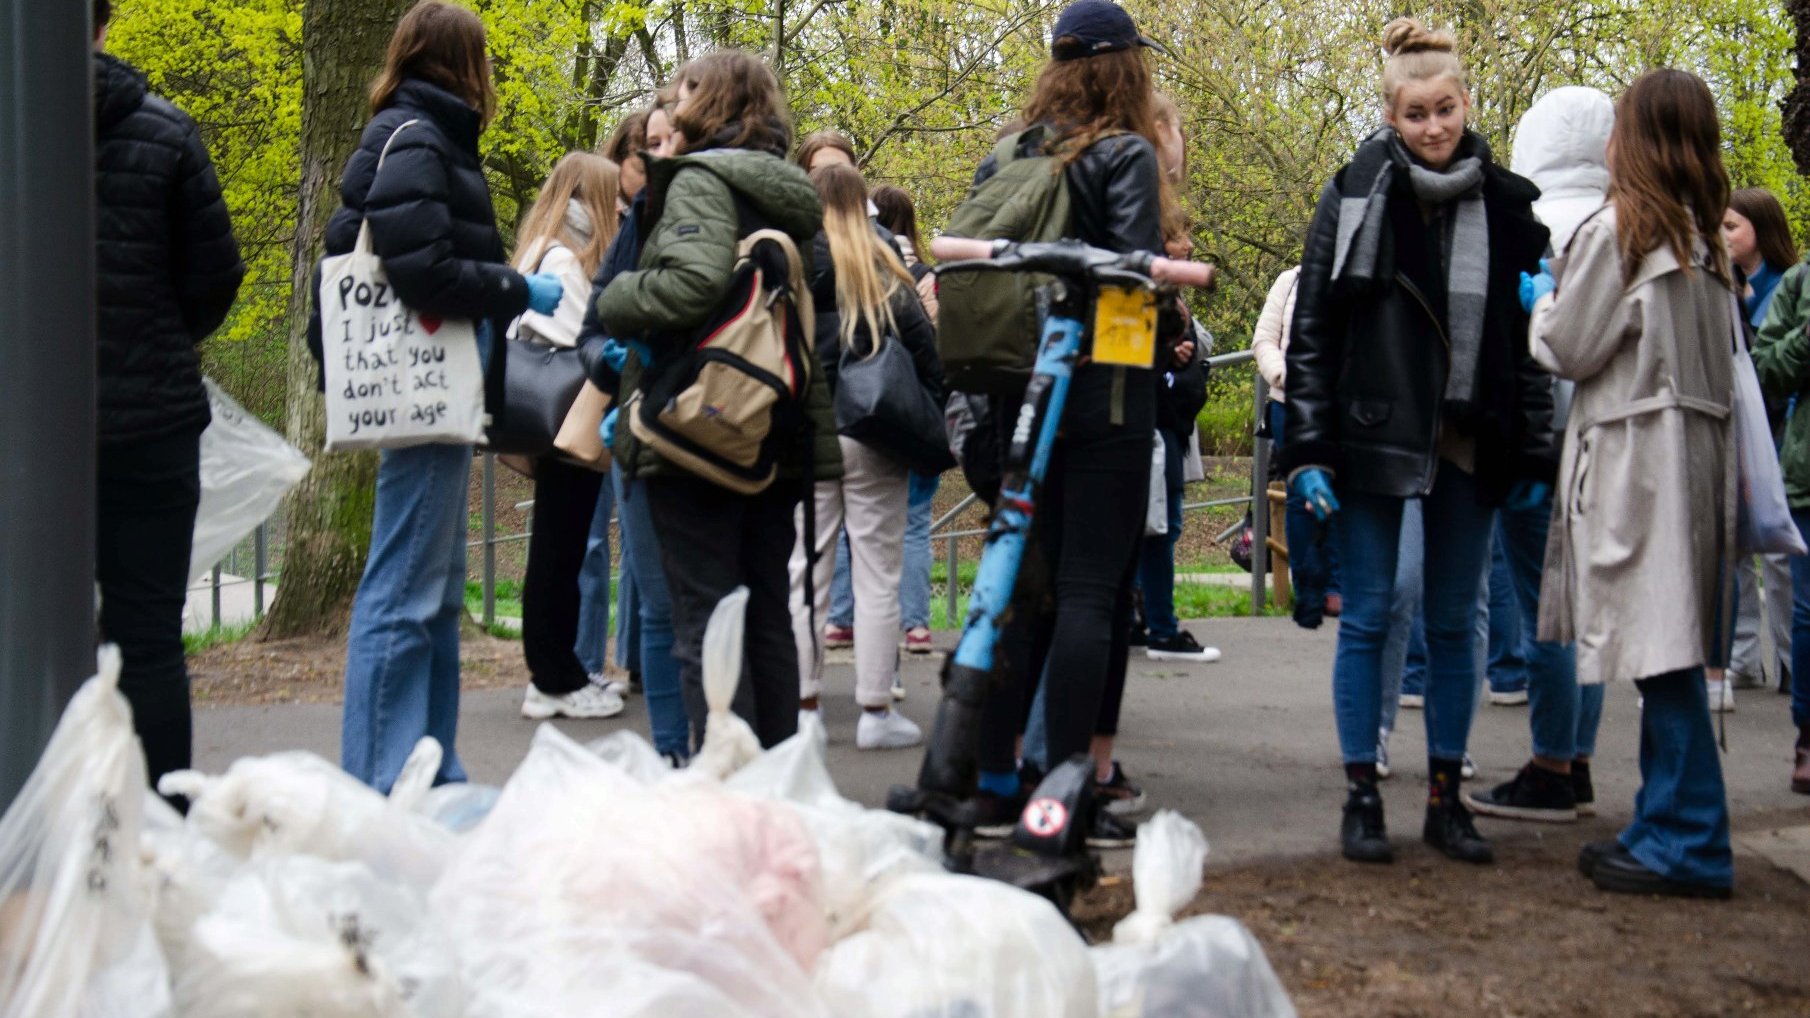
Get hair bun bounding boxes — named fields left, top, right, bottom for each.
left=1383, top=17, right=1455, bottom=56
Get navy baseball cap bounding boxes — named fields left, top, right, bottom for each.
left=1051, top=0, right=1164, bottom=60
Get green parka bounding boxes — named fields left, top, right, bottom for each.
left=597, top=143, right=842, bottom=482
left=1750, top=260, right=1810, bottom=509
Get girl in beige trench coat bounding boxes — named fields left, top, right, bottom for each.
left=1526, top=69, right=1737, bottom=899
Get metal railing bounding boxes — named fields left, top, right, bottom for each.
left=187, top=521, right=276, bottom=631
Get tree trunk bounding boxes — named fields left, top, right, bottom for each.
left=1785, top=0, right=1810, bottom=174
left=261, top=0, right=407, bottom=639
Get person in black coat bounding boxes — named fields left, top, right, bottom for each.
left=92, top=0, right=245, bottom=799
left=321, top=1, right=562, bottom=794
left=1281, top=18, right=1554, bottom=868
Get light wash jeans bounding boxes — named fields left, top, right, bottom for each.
left=830, top=470, right=939, bottom=631
left=574, top=470, right=615, bottom=676
left=617, top=468, right=688, bottom=757
left=341, top=325, right=492, bottom=792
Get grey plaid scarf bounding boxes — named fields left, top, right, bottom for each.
left=1332, top=129, right=1490, bottom=415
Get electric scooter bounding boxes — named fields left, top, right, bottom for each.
left=888, top=237, right=1214, bottom=915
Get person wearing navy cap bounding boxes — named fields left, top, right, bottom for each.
left=965, top=0, right=1178, bottom=849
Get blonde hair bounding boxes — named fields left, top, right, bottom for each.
left=812, top=164, right=914, bottom=349
left=513, top=152, right=621, bottom=278
left=1381, top=17, right=1463, bottom=109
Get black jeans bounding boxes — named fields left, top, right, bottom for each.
left=645, top=473, right=802, bottom=750
left=523, top=458, right=604, bottom=695
left=979, top=368, right=1153, bottom=773
left=97, top=427, right=203, bottom=791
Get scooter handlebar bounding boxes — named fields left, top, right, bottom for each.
left=928, top=237, right=1216, bottom=290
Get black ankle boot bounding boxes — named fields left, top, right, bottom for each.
left=1341, top=780, right=1393, bottom=863
left=1425, top=757, right=1494, bottom=864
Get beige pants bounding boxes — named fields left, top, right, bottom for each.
left=790, top=437, right=908, bottom=708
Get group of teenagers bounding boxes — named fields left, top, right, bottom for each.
left=90, top=0, right=1805, bottom=902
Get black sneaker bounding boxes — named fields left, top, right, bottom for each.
left=1098, top=761, right=1147, bottom=816
left=1423, top=798, right=1495, bottom=864
left=1591, top=849, right=1731, bottom=899
left=1577, top=839, right=1625, bottom=880
left=1463, top=762, right=1577, bottom=823
left=1341, top=782, right=1393, bottom=863
left=973, top=786, right=1028, bottom=840
left=1128, top=623, right=1148, bottom=647
left=1145, top=630, right=1222, bottom=662
left=1085, top=799, right=1139, bottom=848
left=1572, top=760, right=1595, bottom=817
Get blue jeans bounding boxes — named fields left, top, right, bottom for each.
left=613, top=469, right=640, bottom=674
left=1788, top=510, right=1810, bottom=728
left=830, top=469, right=939, bottom=630
left=1270, top=402, right=1341, bottom=628
left=574, top=469, right=615, bottom=676
left=1334, top=464, right=1494, bottom=764
left=617, top=471, right=688, bottom=757
left=341, top=441, right=475, bottom=792
left=1136, top=433, right=1185, bottom=641
left=1621, top=667, right=1733, bottom=887
left=341, top=324, right=492, bottom=792
left=1378, top=501, right=1424, bottom=734
left=1496, top=495, right=1603, bottom=759
left=1485, top=533, right=1529, bottom=694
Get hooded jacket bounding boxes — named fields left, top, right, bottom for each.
left=1510, top=86, right=1615, bottom=256
left=94, top=52, right=245, bottom=445
left=596, top=138, right=839, bottom=480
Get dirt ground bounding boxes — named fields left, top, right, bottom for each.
left=189, top=629, right=531, bottom=707
left=1074, top=811, right=1810, bottom=1018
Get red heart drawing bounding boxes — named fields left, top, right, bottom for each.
left=418, top=314, right=442, bottom=335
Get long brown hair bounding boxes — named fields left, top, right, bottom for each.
left=672, top=50, right=792, bottom=153
left=1021, top=45, right=1158, bottom=165
left=369, top=1, right=496, bottom=126
left=796, top=130, right=858, bottom=170
left=513, top=152, right=621, bottom=278
left=872, top=184, right=926, bottom=264
left=813, top=164, right=914, bottom=349
left=1607, top=69, right=1731, bottom=287
left=1729, top=187, right=1799, bottom=271
left=600, top=110, right=650, bottom=164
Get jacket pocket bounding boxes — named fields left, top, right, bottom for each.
left=1347, top=399, right=1392, bottom=429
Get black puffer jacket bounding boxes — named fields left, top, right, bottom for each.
left=308, top=78, right=529, bottom=409
left=1281, top=133, right=1557, bottom=505
left=94, top=52, right=244, bottom=445
left=975, top=128, right=1164, bottom=431
left=808, top=230, right=947, bottom=409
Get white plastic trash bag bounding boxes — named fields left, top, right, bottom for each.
left=1091, top=811, right=1295, bottom=1018
left=190, top=377, right=311, bottom=583
left=174, top=856, right=456, bottom=1018
left=1145, top=431, right=1168, bottom=537
left=0, top=647, right=172, bottom=1018
left=814, top=871, right=1097, bottom=1018
left=689, top=586, right=764, bottom=780
left=1733, top=342, right=1806, bottom=556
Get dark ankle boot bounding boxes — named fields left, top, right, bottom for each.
left=1341, top=780, right=1393, bottom=863
left=1793, top=727, right=1810, bottom=795
left=1424, top=757, right=1494, bottom=864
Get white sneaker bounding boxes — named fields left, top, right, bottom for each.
left=1461, top=754, right=1477, bottom=781
left=1399, top=692, right=1425, bottom=709
left=798, top=707, right=825, bottom=741
left=1707, top=679, right=1735, bottom=713
left=522, top=682, right=625, bottom=720
left=588, top=672, right=629, bottom=698
left=856, top=709, right=923, bottom=750
left=1488, top=688, right=1529, bottom=706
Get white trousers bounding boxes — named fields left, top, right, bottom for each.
left=790, top=437, right=908, bottom=708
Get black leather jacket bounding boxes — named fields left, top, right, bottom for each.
left=1280, top=148, right=1558, bottom=505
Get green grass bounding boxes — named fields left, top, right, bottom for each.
left=464, top=578, right=523, bottom=621
left=926, top=580, right=1283, bottom=630
left=183, top=621, right=257, bottom=655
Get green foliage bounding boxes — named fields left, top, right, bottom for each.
left=183, top=620, right=258, bottom=655
left=110, top=0, right=1803, bottom=444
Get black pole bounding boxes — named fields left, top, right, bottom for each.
left=0, top=2, right=98, bottom=806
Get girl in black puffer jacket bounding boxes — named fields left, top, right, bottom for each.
left=322, top=1, right=563, bottom=794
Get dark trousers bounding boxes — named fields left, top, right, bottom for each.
left=523, top=458, right=604, bottom=695
left=97, top=427, right=203, bottom=792
left=645, top=473, right=802, bottom=750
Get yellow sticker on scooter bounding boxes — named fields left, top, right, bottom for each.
left=1091, top=286, right=1158, bottom=368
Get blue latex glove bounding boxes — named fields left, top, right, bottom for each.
left=1291, top=467, right=1341, bottom=521
left=1505, top=480, right=1551, bottom=512
left=626, top=338, right=655, bottom=369
left=525, top=272, right=564, bottom=315
left=1518, top=258, right=1555, bottom=313
left=600, top=407, right=619, bottom=446
left=599, top=338, right=629, bottom=373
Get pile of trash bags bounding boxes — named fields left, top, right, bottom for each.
left=0, top=593, right=1295, bottom=1018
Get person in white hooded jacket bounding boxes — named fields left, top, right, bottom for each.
left=1464, top=86, right=1611, bottom=825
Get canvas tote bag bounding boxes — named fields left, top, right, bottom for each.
left=320, top=120, right=486, bottom=451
